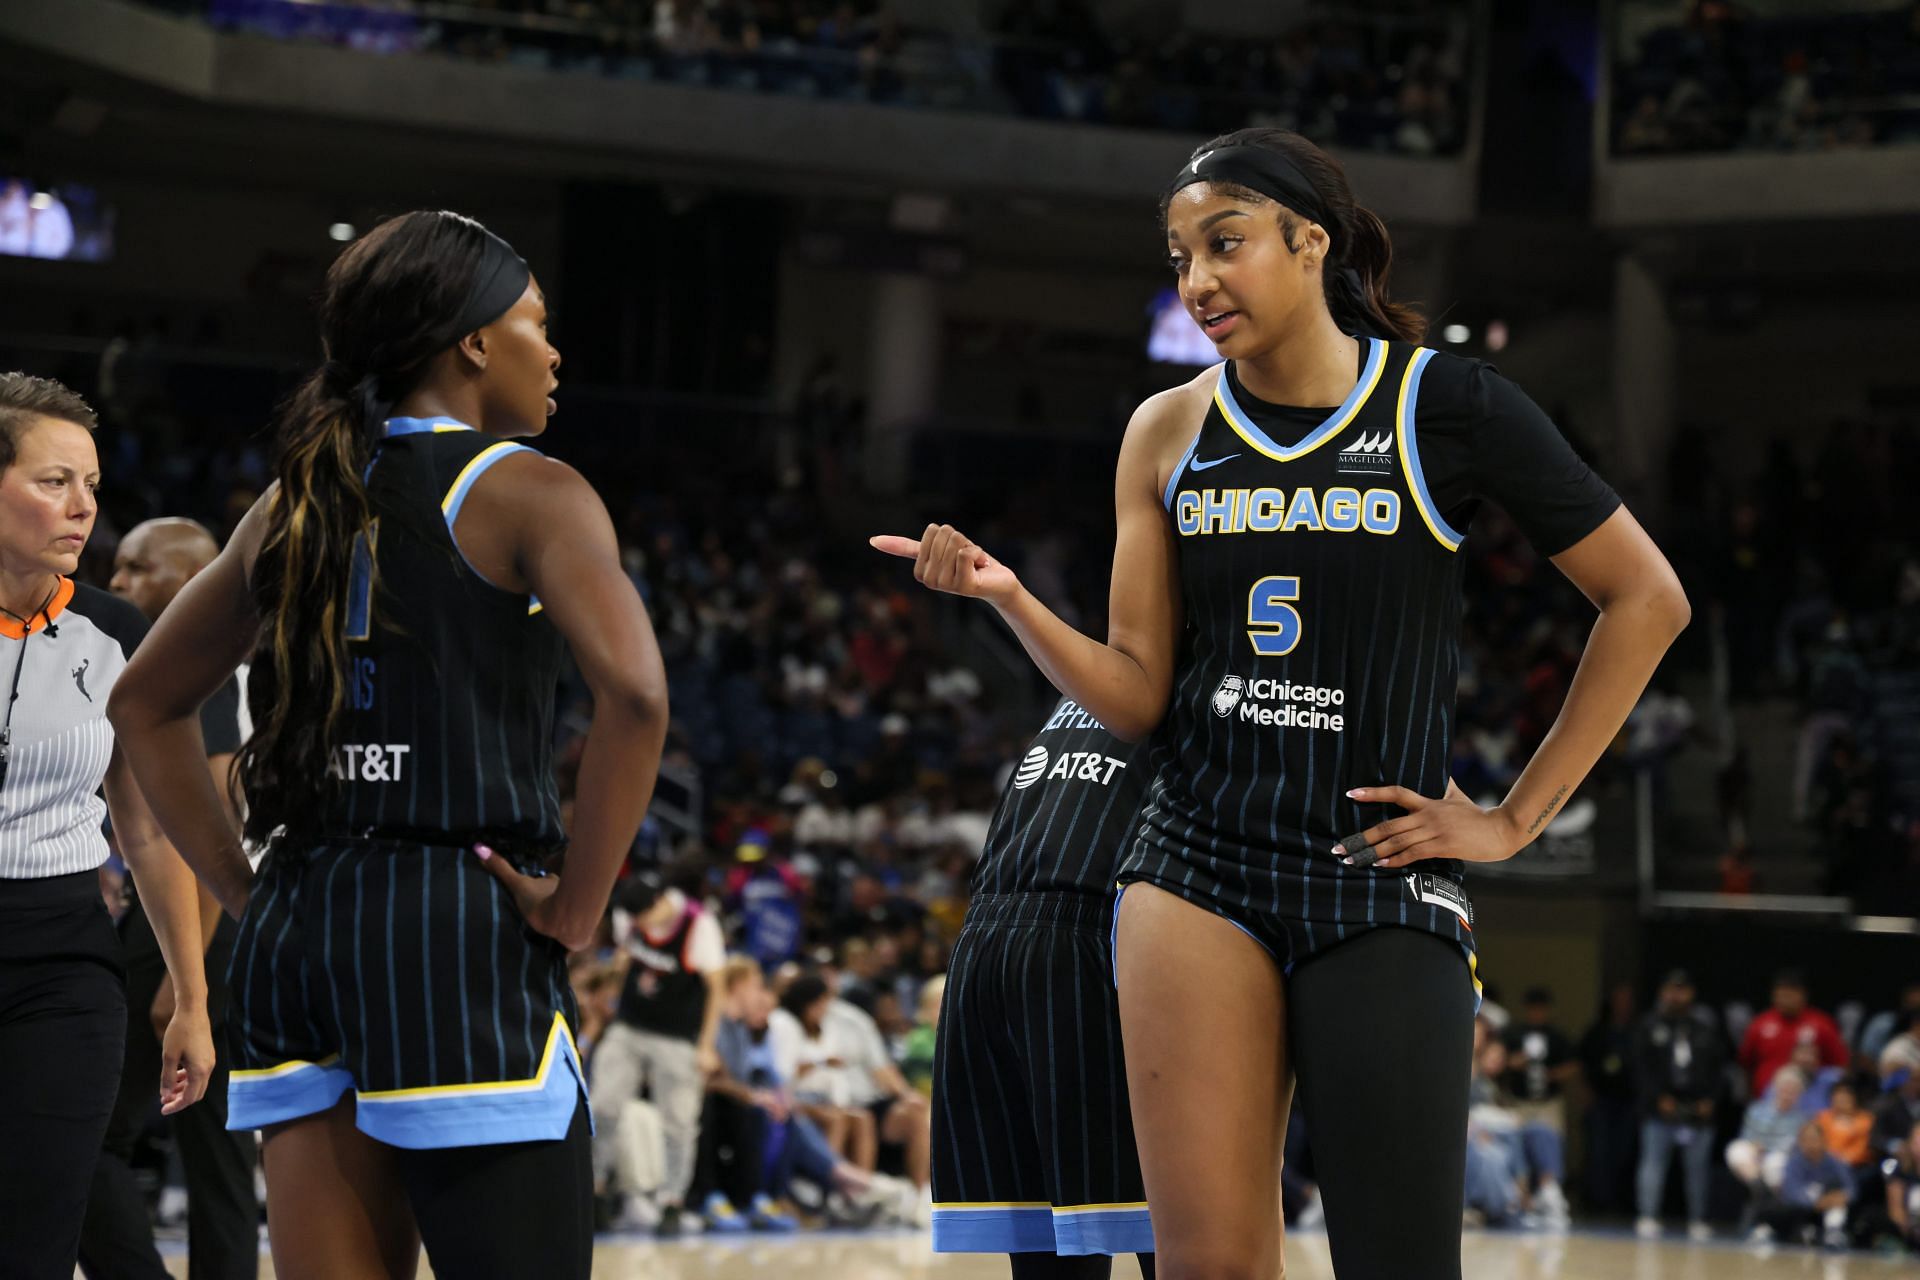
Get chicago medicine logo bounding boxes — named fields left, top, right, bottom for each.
left=1210, top=673, right=1347, bottom=732
left=1211, top=675, right=1245, bottom=718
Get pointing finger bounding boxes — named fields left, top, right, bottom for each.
left=869, top=536, right=922, bottom=558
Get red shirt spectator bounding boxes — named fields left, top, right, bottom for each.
left=1739, top=972, right=1848, bottom=1096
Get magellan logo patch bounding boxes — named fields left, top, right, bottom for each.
left=1336, top=430, right=1394, bottom=476
left=1211, top=675, right=1245, bottom=718
left=1013, top=745, right=1050, bottom=789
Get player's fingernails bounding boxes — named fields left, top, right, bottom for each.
left=1342, top=857, right=1355, bottom=866
left=473, top=843, right=493, bottom=862
left=1347, top=788, right=1364, bottom=798
left=1332, top=844, right=1346, bottom=856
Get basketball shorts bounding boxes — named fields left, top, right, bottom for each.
left=224, top=838, right=586, bottom=1149
left=931, top=891, right=1153, bottom=1256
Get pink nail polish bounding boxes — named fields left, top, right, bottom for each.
left=474, top=843, right=493, bottom=862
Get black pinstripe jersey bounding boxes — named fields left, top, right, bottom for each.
left=253, top=417, right=566, bottom=849
left=972, top=696, right=1154, bottom=897
left=1125, top=340, right=1478, bottom=944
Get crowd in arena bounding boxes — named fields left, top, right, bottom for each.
left=1614, top=1, right=1920, bottom=155
left=175, top=0, right=1473, bottom=153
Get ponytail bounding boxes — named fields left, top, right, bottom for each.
left=1326, top=205, right=1424, bottom=344
left=235, top=367, right=377, bottom=842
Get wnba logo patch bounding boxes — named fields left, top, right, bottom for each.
left=1211, top=675, right=1245, bottom=718
left=1013, top=746, right=1050, bottom=789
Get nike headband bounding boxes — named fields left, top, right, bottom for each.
left=451, top=226, right=532, bottom=337
left=1165, top=145, right=1339, bottom=254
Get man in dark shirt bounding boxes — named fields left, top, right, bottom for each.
left=82, top=518, right=256, bottom=1280
left=1633, top=969, right=1725, bottom=1241
left=1579, top=982, right=1641, bottom=1215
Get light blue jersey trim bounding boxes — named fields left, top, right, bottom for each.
left=1053, top=1205, right=1156, bottom=1256
left=1395, top=348, right=1465, bottom=551
left=354, top=1017, right=590, bottom=1150
left=1162, top=424, right=1203, bottom=510
left=1214, top=337, right=1385, bottom=461
left=381, top=416, right=474, bottom=437
left=931, top=1205, right=1060, bottom=1254
left=227, top=1058, right=355, bottom=1132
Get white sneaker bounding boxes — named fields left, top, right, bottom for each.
left=1635, top=1216, right=1663, bottom=1239
left=1687, top=1221, right=1713, bottom=1242
left=157, top=1186, right=190, bottom=1227
left=616, top=1193, right=661, bottom=1232
left=1295, top=1192, right=1325, bottom=1230
left=1535, top=1181, right=1570, bottom=1229
left=1747, top=1223, right=1774, bottom=1245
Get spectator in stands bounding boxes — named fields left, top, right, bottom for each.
left=1788, top=1040, right=1847, bottom=1113
left=692, top=957, right=800, bottom=1233
left=1499, top=987, right=1576, bottom=1224
left=1862, top=983, right=1920, bottom=1066
left=1739, top=970, right=1848, bottom=1096
left=1469, top=1035, right=1570, bottom=1228
left=1756, top=1120, right=1855, bottom=1249
left=1465, top=1031, right=1525, bottom=1227
left=1873, top=1067, right=1920, bottom=1160
left=900, top=973, right=943, bottom=1097
left=1874, top=1121, right=1920, bottom=1255
left=1727, top=1067, right=1809, bottom=1206
left=1580, top=981, right=1641, bottom=1216
left=593, top=867, right=728, bottom=1236
left=1634, top=969, right=1723, bottom=1241
left=771, top=972, right=881, bottom=1171
left=1878, top=1008, right=1920, bottom=1083
left=1819, top=1080, right=1874, bottom=1173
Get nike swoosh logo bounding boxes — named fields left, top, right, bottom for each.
left=1189, top=454, right=1239, bottom=472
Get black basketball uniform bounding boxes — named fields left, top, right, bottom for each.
left=932, top=696, right=1156, bottom=1257
left=1120, top=338, right=1620, bottom=992
left=227, top=416, right=582, bottom=1149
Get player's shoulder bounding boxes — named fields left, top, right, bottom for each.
left=65, top=581, right=149, bottom=657
left=1400, top=344, right=1487, bottom=409
left=1124, top=365, right=1217, bottom=449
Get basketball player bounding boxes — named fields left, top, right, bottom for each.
left=876, top=128, right=1690, bottom=1279
left=108, top=211, right=669, bottom=1279
left=83, top=518, right=257, bottom=1280
left=930, top=695, right=1156, bottom=1280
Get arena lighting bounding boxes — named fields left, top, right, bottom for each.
left=28, top=192, right=53, bottom=210
left=328, top=222, right=357, bottom=242
left=1441, top=323, right=1470, bottom=344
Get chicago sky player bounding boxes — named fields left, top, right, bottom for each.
left=110, top=211, right=669, bottom=1279
left=878, top=128, right=1689, bottom=1279
left=930, top=695, right=1155, bottom=1280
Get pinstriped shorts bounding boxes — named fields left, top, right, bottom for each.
left=930, top=891, right=1153, bottom=1257
left=224, top=839, right=587, bottom=1149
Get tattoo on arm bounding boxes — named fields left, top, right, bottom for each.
left=1527, top=786, right=1570, bottom=837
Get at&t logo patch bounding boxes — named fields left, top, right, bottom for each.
left=1013, top=745, right=1050, bottom=789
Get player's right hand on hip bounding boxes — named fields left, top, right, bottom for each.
left=870, top=524, right=1019, bottom=602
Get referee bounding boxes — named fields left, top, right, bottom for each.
left=0, top=374, right=214, bottom=1280
left=80, top=519, right=258, bottom=1280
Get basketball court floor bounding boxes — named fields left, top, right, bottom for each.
left=148, top=1227, right=1916, bottom=1278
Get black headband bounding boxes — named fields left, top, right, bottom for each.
left=451, top=227, right=531, bottom=337
left=1166, top=145, right=1338, bottom=255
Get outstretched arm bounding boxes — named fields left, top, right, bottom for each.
left=871, top=394, right=1187, bottom=741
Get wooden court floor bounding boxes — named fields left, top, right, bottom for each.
left=152, top=1227, right=1918, bottom=1278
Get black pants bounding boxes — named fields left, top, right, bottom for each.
left=393, top=1095, right=595, bottom=1280
left=1287, top=927, right=1477, bottom=1280
left=690, top=1093, right=769, bottom=1208
left=0, top=871, right=127, bottom=1280
left=79, top=900, right=258, bottom=1280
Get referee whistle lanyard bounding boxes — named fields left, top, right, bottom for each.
left=0, top=581, right=59, bottom=793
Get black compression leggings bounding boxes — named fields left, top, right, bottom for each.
left=1287, top=927, right=1476, bottom=1280
left=393, top=1097, right=594, bottom=1280
left=1011, top=1253, right=1156, bottom=1279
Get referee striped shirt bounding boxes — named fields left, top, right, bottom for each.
left=0, top=579, right=148, bottom=879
